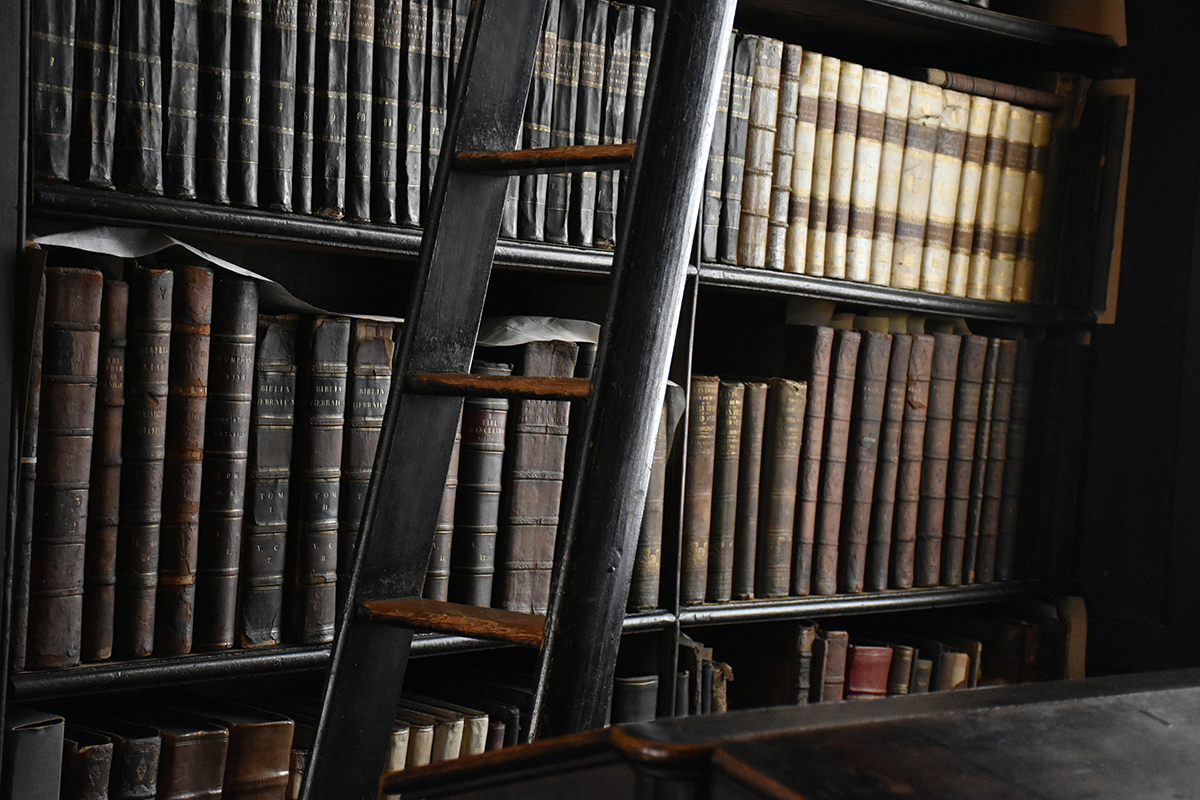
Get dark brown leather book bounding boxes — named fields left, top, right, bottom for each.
left=167, top=698, right=294, bottom=800
left=239, top=315, right=298, bottom=647
left=64, top=714, right=160, bottom=800
left=30, top=0, right=75, bottom=182
left=344, top=0, right=375, bottom=220
left=974, top=338, right=1018, bottom=583
left=962, top=337, right=1005, bottom=583
left=516, top=0, right=560, bottom=241
left=425, top=410, right=461, bottom=602
left=495, top=341, right=578, bottom=614
left=700, top=30, right=735, bottom=262
left=629, top=402, right=668, bottom=611
left=292, top=0, right=317, bottom=214
left=155, top=265, right=214, bottom=656
left=124, top=708, right=229, bottom=800
left=681, top=375, right=720, bottom=605
left=287, top=315, right=351, bottom=643
left=338, top=321, right=395, bottom=612
left=196, top=0, right=232, bottom=203
left=812, top=328, right=862, bottom=596
left=312, top=0, right=350, bottom=217
left=731, top=380, right=767, bottom=600
left=27, top=267, right=103, bottom=670
left=912, top=332, right=961, bottom=588
left=544, top=0, right=584, bottom=244
left=705, top=620, right=815, bottom=709
left=259, top=0, right=298, bottom=212
left=60, top=726, right=113, bottom=800
left=192, top=279, right=259, bottom=651
left=994, top=337, right=1038, bottom=582
left=811, top=629, right=848, bottom=702
left=369, top=0, right=402, bottom=222
left=593, top=2, right=632, bottom=248
left=886, top=643, right=915, bottom=694
left=863, top=332, right=912, bottom=592
left=115, top=0, right=164, bottom=194
left=70, top=0, right=120, bottom=187
left=449, top=361, right=511, bottom=606
left=790, top=325, right=834, bottom=595
left=568, top=0, right=607, bottom=247
left=755, top=377, right=806, bottom=598
left=707, top=380, right=744, bottom=603
left=938, top=333, right=986, bottom=587
left=890, top=333, right=933, bottom=589
left=717, top=34, right=758, bottom=265
left=837, top=330, right=892, bottom=594
left=162, top=0, right=200, bottom=198
left=228, top=0, right=263, bottom=206
left=82, top=279, right=128, bottom=663
left=844, top=643, right=893, bottom=699
left=397, top=0, right=426, bottom=225
left=909, top=657, right=933, bottom=693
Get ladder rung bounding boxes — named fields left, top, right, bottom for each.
left=455, top=142, right=636, bottom=175
left=360, top=597, right=546, bottom=647
left=408, top=372, right=591, bottom=400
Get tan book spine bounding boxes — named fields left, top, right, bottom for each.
left=803, top=55, right=840, bottom=277
left=889, top=83, right=942, bottom=290
left=681, top=375, right=720, bottom=604
left=987, top=105, right=1035, bottom=302
left=737, top=37, right=783, bottom=269
left=845, top=68, right=889, bottom=283
left=821, top=61, right=864, bottom=279
left=918, top=90, right=970, bottom=294
left=1011, top=110, right=1053, bottom=302
left=966, top=100, right=1011, bottom=299
left=784, top=50, right=822, bottom=273
left=945, top=96, right=994, bottom=297
left=766, top=44, right=802, bottom=270
left=869, top=75, right=912, bottom=287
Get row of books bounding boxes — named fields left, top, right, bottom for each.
left=30, top=0, right=654, bottom=245
left=701, top=32, right=1071, bottom=303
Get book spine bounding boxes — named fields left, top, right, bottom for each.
left=966, top=100, right=1010, bottom=299
left=945, top=96, right=993, bottom=297
left=923, top=68, right=1063, bottom=111
left=736, top=37, right=783, bottom=269
left=681, top=375, right=720, bottom=605
left=155, top=264, right=215, bottom=656
left=568, top=0, right=608, bottom=247
left=114, top=264, right=173, bottom=659
left=345, top=0, right=375, bottom=220
left=115, top=0, right=164, bottom=193
left=70, top=0, right=120, bottom=187
left=449, top=361, right=511, bottom=606
left=845, top=644, right=893, bottom=698
left=27, top=267, right=103, bottom=669
left=516, top=0, right=560, bottom=241
left=313, top=0, right=350, bottom=217
left=886, top=643, right=914, bottom=694
left=756, top=377, right=806, bottom=598
left=994, top=337, right=1037, bottom=581
left=975, top=338, right=1017, bottom=583
left=987, top=105, right=1035, bottom=302
left=918, top=90, right=970, bottom=294
left=844, top=67, right=888, bottom=282
left=593, top=2, right=631, bottom=248
left=423, top=0, right=452, bottom=219
left=228, top=0, right=264, bottom=207
left=193, top=279, right=259, bottom=651
left=764, top=44, right=801, bottom=270
left=292, top=0, right=317, bottom=214
left=890, top=333, right=933, bottom=589
left=424, top=411, right=461, bottom=602
left=197, top=0, right=232, bottom=203
left=731, top=381, right=767, bottom=599
left=399, top=0, right=427, bottom=225
left=629, top=402, right=667, bottom=611
left=803, top=55, right=839, bottom=277
left=784, top=50, right=821, bottom=274
left=368, top=0, right=401, bottom=223
left=82, top=279, right=128, bottom=663
left=544, top=0, right=584, bottom=244
left=837, top=330, right=892, bottom=593
left=700, top=31, right=734, bottom=263
left=31, top=0, right=76, bottom=182
left=889, top=83, right=942, bottom=290
left=961, top=336, right=1002, bottom=583
left=716, top=34, right=757, bottom=265
left=863, top=332, right=912, bottom=592
left=1012, top=109, right=1054, bottom=302
left=239, top=315, right=297, bottom=647
left=791, top=325, right=833, bottom=595
left=912, top=332, right=962, bottom=587
left=938, top=334, right=986, bottom=587
left=621, top=3, right=653, bottom=204
left=161, top=0, right=199, bottom=198
left=62, top=727, right=115, bottom=800
left=821, top=60, right=863, bottom=279
left=868, top=75, right=911, bottom=287
left=707, top=381, right=744, bottom=603
left=259, top=0, right=298, bottom=212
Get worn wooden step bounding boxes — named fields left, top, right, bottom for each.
left=408, top=371, right=590, bottom=400
left=455, top=142, right=635, bottom=175
left=360, top=597, right=546, bottom=647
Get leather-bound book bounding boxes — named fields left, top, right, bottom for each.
left=911, top=332, right=961, bottom=587
left=495, top=341, right=578, bottom=614
left=844, top=643, right=893, bottom=699
left=312, top=0, right=350, bottom=217
left=166, top=698, right=294, bottom=800
left=937, top=648, right=971, bottom=690
left=450, top=0, right=469, bottom=78
left=707, top=381, right=744, bottom=603
left=790, top=325, right=833, bottom=595
left=192, top=279, right=259, bottom=651
left=81, top=280, right=128, bottom=663
left=544, top=0, right=584, bottom=244
left=287, top=315, right=351, bottom=643
left=716, top=34, right=757, bottom=265
left=70, top=0, right=120, bottom=187
left=30, top=0, right=75, bottom=182
left=802, top=54, right=839, bottom=277
left=938, top=333, right=986, bottom=587
left=1012, top=109, right=1054, bottom=303
left=65, top=715, right=160, bottom=800
left=621, top=3, right=653, bottom=204
left=2, top=707, right=65, bottom=799
left=863, top=332, right=912, bottom=592
left=867, top=74, right=912, bottom=287
left=398, top=0, right=427, bottom=225
left=987, top=105, right=1035, bottom=302
left=162, top=0, right=200, bottom=198
left=755, top=377, right=806, bottom=598
left=259, top=0, right=298, bottom=212
left=424, top=0, right=452, bottom=217
left=783, top=49, right=821, bottom=274
left=731, top=381, right=767, bottom=599
left=344, top=0, right=375, bottom=220
left=239, top=315, right=298, bottom=647
left=126, top=708, right=229, bottom=800
left=736, top=36, right=783, bottom=269
left=886, top=643, right=915, bottom=694
left=516, top=0, right=560, bottom=241
left=425, top=410, right=461, bottom=602
left=922, top=68, right=1064, bottom=110
left=115, top=0, right=163, bottom=194
left=764, top=44, right=802, bottom=270
left=449, top=361, right=511, bottom=606
left=811, top=328, right=862, bottom=596
left=593, top=2, right=632, bottom=248
left=844, top=67, right=888, bottom=282
left=961, top=337, right=1005, bottom=583
left=918, top=90, right=970, bottom=295
left=292, top=0, right=317, bottom=214
left=974, top=338, right=1018, bottom=582
left=909, top=657, right=933, bottom=693
left=810, top=629, right=848, bottom=702
left=27, top=267, right=102, bottom=670
left=837, top=329, right=892, bottom=593
left=945, top=96, right=993, bottom=297
left=610, top=676, right=659, bottom=724
left=196, top=0, right=232, bottom=203
left=568, top=0, right=608, bottom=247
left=821, top=60, right=863, bottom=279
left=228, top=0, right=264, bottom=207
left=337, top=321, right=395, bottom=613
left=889, top=82, right=942, bottom=290
left=629, top=402, right=667, bottom=611
left=155, top=265, right=214, bottom=656
left=681, top=375, right=720, bottom=605
left=368, top=0, right=401, bottom=222
left=700, top=31, right=734, bottom=263
left=61, top=726, right=113, bottom=800
left=966, top=100, right=1011, bottom=299
left=890, top=333, right=933, bottom=589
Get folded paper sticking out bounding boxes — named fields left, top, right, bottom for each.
left=476, top=316, right=601, bottom=348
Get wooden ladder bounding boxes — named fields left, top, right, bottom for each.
left=300, top=0, right=735, bottom=796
